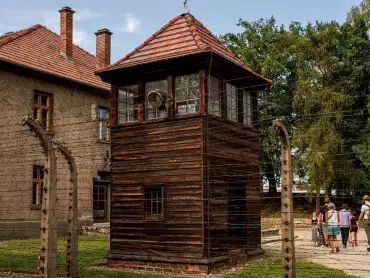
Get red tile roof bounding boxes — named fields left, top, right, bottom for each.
left=98, top=13, right=271, bottom=83
left=0, top=24, right=110, bottom=90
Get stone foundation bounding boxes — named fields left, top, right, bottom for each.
left=108, top=248, right=252, bottom=275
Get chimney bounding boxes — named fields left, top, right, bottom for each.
left=95, top=29, right=112, bottom=68
left=59, top=6, right=75, bottom=59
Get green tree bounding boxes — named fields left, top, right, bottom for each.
left=293, top=21, right=364, bottom=211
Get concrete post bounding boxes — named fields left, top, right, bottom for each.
left=54, top=142, right=78, bottom=278
left=272, top=120, right=296, bottom=278
left=22, top=116, right=57, bottom=278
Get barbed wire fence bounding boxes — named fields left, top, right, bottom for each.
left=0, top=77, right=368, bottom=278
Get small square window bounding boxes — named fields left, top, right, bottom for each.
left=144, top=186, right=164, bottom=217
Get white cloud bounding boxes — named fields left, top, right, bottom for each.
left=74, top=9, right=104, bottom=22
left=73, top=28, right=93, bottom=48
left=117, top=14, right=140, bottom=33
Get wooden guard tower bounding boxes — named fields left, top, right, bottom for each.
left=97, top=13, right=271, bottom=275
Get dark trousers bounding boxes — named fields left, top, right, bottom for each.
left=340, top=227, right=350, bottom=247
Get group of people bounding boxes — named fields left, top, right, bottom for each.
left=311, top=195, right=370, bottom=254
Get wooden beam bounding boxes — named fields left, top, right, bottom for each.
left=199, top=69, right=206, bottom=114
left=238, top=89, right=243, bottom=124
left=221, top=79, right=227, bottom=118
left=111, top=85, right=118, bottom=126
left=167, top=75, right=175, bottom=117
left=138, top=81, right=145, bottom=121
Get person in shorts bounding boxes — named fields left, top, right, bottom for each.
left=326, top=203, right=340, bottom=253
left=358, top=195, right=370, bottom=252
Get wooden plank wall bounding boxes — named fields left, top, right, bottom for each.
left=204, top=117, right=261, bottom=257
left=110, top=118, right=204, bottom=260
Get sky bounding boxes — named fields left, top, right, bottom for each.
left=0, top=0, right=362, bottom=63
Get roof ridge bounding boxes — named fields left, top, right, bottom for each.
left=187, top=15, right=263, bottom=76
left=101, top=15, right=183, bottom=72
left=183, top=13, right=208, bottom=50
left=0, top=24, right=42, bottom=48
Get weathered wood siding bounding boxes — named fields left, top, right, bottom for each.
left=204, top=117, right=261, bottom=257
left=110, top=117, right=204, bottom=260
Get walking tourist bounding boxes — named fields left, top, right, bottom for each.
left=319, top=198, right=330, bottom=247
left=339, top=204, right=352, bottom=249
left=358, top=195, right=370, bottom=252
left=311, top=212, right=319, bottom=246
left=326, top=203, right=340, bottom=253
left=350, top=211, right=359, bottom=247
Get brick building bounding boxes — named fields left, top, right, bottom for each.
left=0, top=7, right=112, bottom=238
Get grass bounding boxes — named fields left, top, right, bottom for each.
left=223, top=258, right=358, bottom=278
left=0, top=236, right=357, bottom=278
left=0, top=236, right=170, bottom=278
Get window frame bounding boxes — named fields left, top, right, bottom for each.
left=143, top=184, right=164, bottom=221
left=145, top=79, right=169, bottom=120
left=118, top=85, right=139, bottom=123
left=97, top=106, right=111, bottom=142
left=226, top=83, right=238, bottom=122
left=243, top=90, right=253, bottom=127
left=175, top=73, right=200, bottom=115
left=34, top=91, right=53, bottom=131
left=207, top=75, right=222, bottom=116
left=31, top=165, right=44, bottom=209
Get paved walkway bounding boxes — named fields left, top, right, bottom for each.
left=264, top=229, right=370, bottom=277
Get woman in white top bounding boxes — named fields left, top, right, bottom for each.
left=358, top=195, right=370, bottom=252
left=325, top=203, right=340, bottom=253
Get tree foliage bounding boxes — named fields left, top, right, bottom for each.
left=222, top=1, right=370, bottom=202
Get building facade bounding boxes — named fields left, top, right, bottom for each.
left=97, top=13, right=271, bottom=274
left=0, top=7, right=112, bottom=238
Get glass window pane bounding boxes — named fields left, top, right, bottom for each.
left=32, top=183, right=37, bottom=204
left=175, top=74, right=200, bottom=115
left=34, top=94, right=39, bottom=104
left=145, top=80, right=168, bottom=120
left=42, top=110, right=48, bottom=128
left=208, top=76, right=221, bottom=116
left=41, top=95, right=48, bottom=106
left=226, top=83, right=238, bottom=122
left=118, top=85, right=139, bottom=123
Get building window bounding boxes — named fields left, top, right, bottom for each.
left=34, top=91, right=52, bottom=130
left=118, top=85, right=139, bottom=123
left=93, top=185, right=106, bottom=211
left=175, top=73, right=200, bottom=115
left=243, top=91, right=253, bottom=126
left=145, top=186, right=164, bottom=217
left=226, top=83, right=238, bottom=122
left=97, top=107, right=110, bottom=141
left=208, top=76, right=221, bottom=116
left=32, top=166, right=44, bottom=206
left=146, top=80, right=168, bottom=120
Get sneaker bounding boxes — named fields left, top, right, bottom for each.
left=352, top=242, right=355, bottom=247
